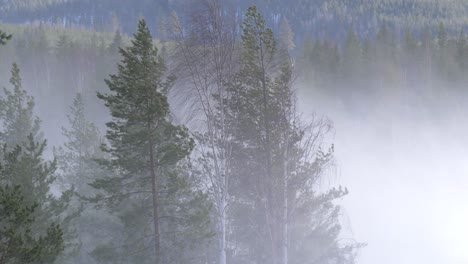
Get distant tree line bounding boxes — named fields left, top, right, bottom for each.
left=1, top=0, right=467, bottom=43
left=298, top=21, right=468, bottom=111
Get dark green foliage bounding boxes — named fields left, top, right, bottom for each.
left=0, top=30, right=12, bottom=45
left=0, top=60, right=66, bottom=262
left=56, top=93, right=104, bottom=190
left=341, top=30, right=362, bottom=79
left=54, top=93, right=114, bottom=263
left=0, top=63, right=41, bottom=148
left=221, top=6, right=359, bottom=264
left=91, top=19, right=211, bottom=263
left=297, top=21, right=468, bottom=110
left=0, top=184, right=64, bottom=264
left=95, top=19, right=194, bottom=188
left=0, top=4, right=466, bottom=263
left=96, top=20, right=192, bottom=171
left=2, top=0, right=468, bottom=43
left=0, top=63, right=75, bottom=263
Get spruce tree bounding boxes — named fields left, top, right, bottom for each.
left=437, top=22, right=447, bottom=49
left=0, top=37, right=62, bottom=263
left=222, top=6, right=360, bottom=264
left=279, top=17, right=295, bottom=52
left=56, top=93, right=104, bottom=192
left=0, top=64, right=41, bottom=148
left=341, top=30, right=362, bottom=81
left=54, top=93, right=111, bottom=263
left=92, top=19, right=210, bottom=264
left=0, top=63, right=75, bottom=263
left=456, top=30, right=467, bottom=72
left=0, top=183, right=63, bottom=264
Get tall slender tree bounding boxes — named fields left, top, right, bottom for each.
left=0, top=29, right=63, bottom=264
left=0, top=64, right=41, bottom=148
left=0, top=63, right=75, bottom=263
left=235, top=6, right=278, bottom=262
left=279, top=17, right=295, bottom=52
left=92, top=19, right=210, bottom=264
left=170, top=1, right=238, bottom=263
left=54, top=93, right=110, bottom=263
left=222, top=6, right=360, bottom=264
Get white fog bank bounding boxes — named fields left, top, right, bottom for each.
left=299, top=84, right=468, bottom=264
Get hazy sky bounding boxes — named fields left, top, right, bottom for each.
left=299, top=86, right=468, bottom=264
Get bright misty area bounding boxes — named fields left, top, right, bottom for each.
left=0, top=0, right=467, bottom=264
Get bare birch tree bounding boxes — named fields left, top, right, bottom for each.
left=168, top=1, right=237, bottom=264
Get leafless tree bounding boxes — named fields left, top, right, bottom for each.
left=167, top=1, right=238, bottom=264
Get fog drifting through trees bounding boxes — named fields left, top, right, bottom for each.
left=1, top=1, right=468, bottom=264
left=298, top=82, right=468, bottom=264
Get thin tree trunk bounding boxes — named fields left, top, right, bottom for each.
left=219, top=190, right=227, bottom=264
left=259, top=42, right=278, bottom=264
left=282, top=135, right=289, bottom=264
left=149, top=137, right=161, bottom=264
left=171, top=2, right=235, bottom=263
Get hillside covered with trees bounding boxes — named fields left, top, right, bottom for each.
left=1, top=0, right=468, bottom=42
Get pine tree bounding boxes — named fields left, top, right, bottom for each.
left=0, top=64, right=41, bottom=148
left=279, top=17, right=295, bottom=52
left=0, top=183, right=64, bottom=264
left=402, top=29, right=418, bottom=87
left=0, top=63, right=75, bottom=263
left=103, top=29, right=124, bottom=78
left=53, top=34, right=77, bottom=102
left=57, top=93, right=103, bottom=191
left=92, top=19, right=210, bottom=264
left=456, top=30, right=467, bottom=72
left=54, top=93, right=110, bottom=263
left=437, top=22, right=447, bottom=49
left=230, top=8, right=278, bottom=260
left=341, top=30, right=362, bottom=80
left=376, top=20, right=395, bottom=63
left=222, top=6, right=360, bottom=264
left=108, top=30, right=123, bottom=55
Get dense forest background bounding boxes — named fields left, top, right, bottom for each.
left=1, top=0, right=468, bottom=41
left=1, top=7, right=467, bottom=149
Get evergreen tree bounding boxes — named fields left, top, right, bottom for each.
left=227, top=9, right=279, bottom=262
left=0, top=183, right=64, bottom=264
left=0, top=64, right=41, bottom=148
left=279, top=17, right=295, bottom=52
left=341, top=30, right=362, bottom=80
left=0, top=63, right=75, bottom=263
left=107, top=30, right=124, bottom=75
left=437, top=22, right=447, bottom=49
left=456, top=30, right=467, bottom=73
left=53, top=34, right=77, bottom=102
left=54, top=93, right=111, bottom=263
left=91, top=19, right=211, bottom=264
left=108, top=30, right=123, bottom=55
left=57, top=93, right=103, bottom=190
left=0, top=35, right=63, bottom=263
left=221, top=6, right=360, bottom=264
